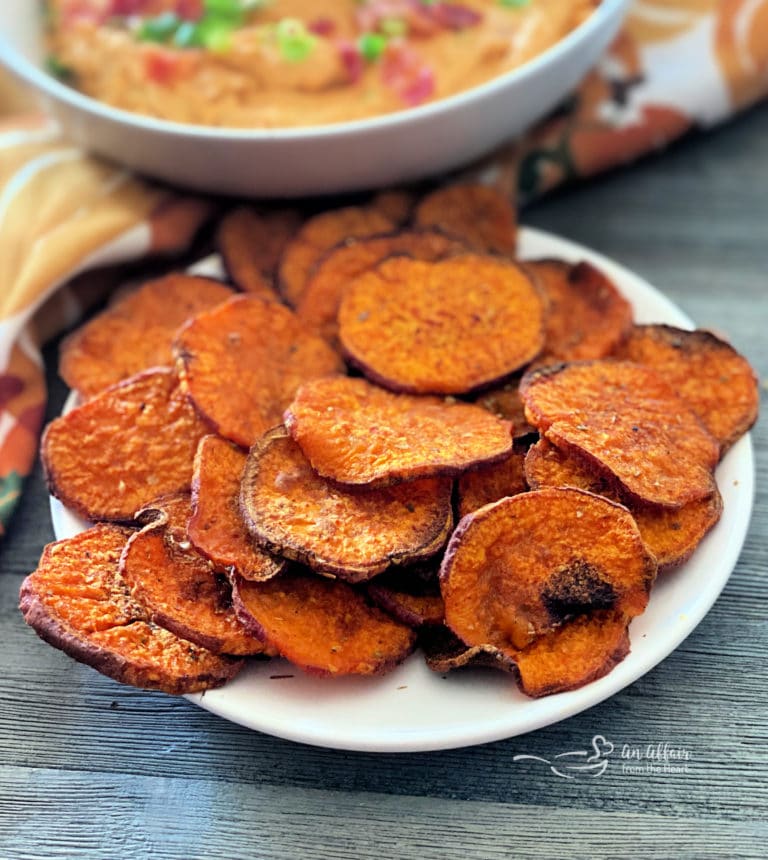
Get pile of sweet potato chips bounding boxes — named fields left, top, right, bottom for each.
left=21, top=185, right=759, bottom=699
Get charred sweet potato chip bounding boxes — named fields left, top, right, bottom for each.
left=512, top=610, right=631, bottom=698
left=240, top=427, right=452, bottom=581
left=420, top=624, right=514, bottom=674
left=232, top=569, right=416, bottom=676
left=278, top=205, right=394, bottom=307
left=522, top=260, right=633, bottom=361
left=473, top=378, right=537, bottom=439
left=457, top=444, right=528, bottom=519
left=615, top=324, right=759, bottom=455
left=339, top=255, right=545, bottom=394
left=296, top=230, right=467, bottom=346
left=121, top=495, right=268, bottom=656
left=43, top=369, right=209, bottom=522
left=217, top=206, right=302, bottom=299
left=440, top=488, right=656, bottom=658
left=285, top=376, right=513, bottom=487
left=59, top=274, right=234, bottom=399
left=367, top=563, right=445, bottom=628
left=174, top=295, right=344, bottom=448
left=371, top=189, right=416, bottom=225
left=524, top=438, right=723, bottom=570
left=19, top=524, right=242, bottom=694
left=414, top=184, right=517, bottom=255
left=521, top=361, right=720, bottom=508
left=189, top=435, right=285, bottom=582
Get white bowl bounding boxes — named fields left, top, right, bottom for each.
left=0, top=1, right=630, bottom=197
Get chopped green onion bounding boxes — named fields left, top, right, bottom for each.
left=172, top=20, right=204, bottom=48
left=197, top=18, right=235, bottom=52
left=276, top=18, right=316, bottom=62
left=137, top=12, right=181, bottom=43
left=203, top=0, right=246, bottom=20
left=45, top=55, right=74, bottom=83
left=358, top=32, right=387, bottom=62
left=499, top=0, right=532, bottom=8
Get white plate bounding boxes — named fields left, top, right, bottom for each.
left=50, top=226, right=755, bottom=752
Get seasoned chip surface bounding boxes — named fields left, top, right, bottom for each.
left=43, top=369, right=209, bottom=522
left=297, top=230, right=466, bottom=346
left=615, top=324, right=759, bottom=454
left=174, top=295, right=344, bottom=449
left=513, top=610, right=631, bottom=698
left=217, top=206, right=301, bottom=299
left=414, top=184, right=517, bottom=255
left=240, top=428, right=453, bottom=581
left=367, top=564, right=445, bottom=628
left=339, top=255, right=545, bottom=394
left=473, top=378, right=537, bottom=439
left=457, top=445, right=528, bottom=519
left=523, top=260, right=633, bottom=361
left=440, top=488, right=656, bottom=658
left=521, top=361, right=720, bottom=508
left=19, top=524, right=241, bottom=694
left=122, top=495, right=268, bottom=656
left=524, top=438, right=723, bottom=570
left=285, top=376, right=513, bottom=487
left=232, top=569, right=416, bottom=676
left=278, top=205, right=394, bottom=307
left=190, top=435, right=285, bottom=582
left=59, top=274, right=234, bottom=398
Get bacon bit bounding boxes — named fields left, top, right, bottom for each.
left=426, top=4, right=482, bottom=30
left=144, top=48, right=183, bottom=86
left=175, top=0, right=204, bottom=21
left=338, top=40, right=365, bottom=84
left=308, top=17, right=336, bottom=37
left=381, top=42, right=435, bottom=105
left=109, top=0, right=151, bottom=15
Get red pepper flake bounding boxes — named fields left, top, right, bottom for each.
left=337, top=40, right=365, bottom=84
left=144, top=48, right=182, bottom=86
left=308, top=17, right=336, bottom=37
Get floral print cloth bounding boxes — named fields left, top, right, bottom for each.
left=0, top=0, right=766, bottom=535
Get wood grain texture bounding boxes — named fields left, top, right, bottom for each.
left=1, top=102, right=766, bottom=859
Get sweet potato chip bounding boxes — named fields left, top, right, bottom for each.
left=512, top=610, right=631, bottom=698
left=524, top=438, right=723, bottom=570
left=339, top=255, right=545, bottom=394
left=189, top=435, right=285, bottom=582
left=217, top=206, right=302, bottom=299
left=615, top=324, right=759, bottom=455
left=367, top=563, right=445, bottom=628
left=440, top=488, right=656, bottom=658
left=59, top=274, right=234, bottom=398
left=240, top=427, right=452, bottom=581
left=174, top=295, right=344, bottom=448
left=522, top=260, right=633, bottom=361
left=521, top=361, right=720, bottom=508
left=232, top=569, right=416, bottom=676
left=121, top=495, right=268, bottom=656
left=278, top=205, right=394, bottom=307
left=414, top=184, right=517, bottom=254
left=473, top=378, right=537, bottom=439
left=420, top=624, right=514, bottom=674
left=296, top=230, right=467, bottom=346
left=285, top=376, right=513, bottom=487
left=19, top=524, right=242, bottom=694
left=371, top=189, right=416, bottom=225
left=457, top=444, right=528, bottom=519
left=43, top=369, right=209, bottom=522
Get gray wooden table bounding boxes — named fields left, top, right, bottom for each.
left=1, top=103, right=766, bottom=860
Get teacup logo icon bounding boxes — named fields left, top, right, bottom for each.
left=513, top=734, right=614, bottom=779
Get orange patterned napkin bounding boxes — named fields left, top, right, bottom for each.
left=0, top=0, right=766, bottom=536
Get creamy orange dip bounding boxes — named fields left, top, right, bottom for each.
left=48, top=1, right=598, bottom=128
